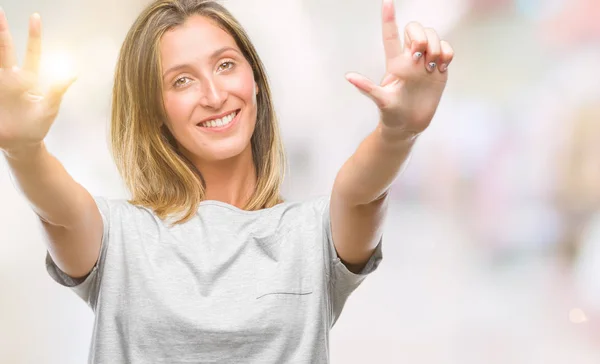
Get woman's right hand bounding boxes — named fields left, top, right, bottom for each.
left=0, top=10, right=75, bottom=157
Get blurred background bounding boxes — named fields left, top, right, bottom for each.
left=1, top=0, right=600, bottom=362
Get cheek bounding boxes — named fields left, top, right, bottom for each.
left=163, top=91, right=197, bottom=130
left=229, top=70, right=258, bottom=106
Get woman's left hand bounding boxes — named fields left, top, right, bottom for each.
left=346, top=0, right=454, bottom=141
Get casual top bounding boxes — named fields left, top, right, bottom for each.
left=46, top=195, right=383, bottom=364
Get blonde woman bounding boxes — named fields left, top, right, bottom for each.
left=0, top=0, right=453, bottom=362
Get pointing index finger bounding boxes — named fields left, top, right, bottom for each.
left=381, top=0, right=402, bottom=61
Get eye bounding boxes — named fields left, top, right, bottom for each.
left=173, top=76, right=191, bottom=88
left=217, top=61, right=235, bottom=72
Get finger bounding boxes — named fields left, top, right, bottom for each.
left=0, top=8, right=18, bottom=69
left=23, top=13, right=41, bottom=74
left=424, top=28, right=441, bottom=73
left=45, top=76, right=77, bottom=108
left=381, top=0, right=402, bottom=62
left=346, top=72, right=390, bottom=109
left=404, top=22, right=427, bottom=62
left=438, top=40, right=454, bottom=73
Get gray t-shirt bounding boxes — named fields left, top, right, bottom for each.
left=46, top=195, right=382, bottom=363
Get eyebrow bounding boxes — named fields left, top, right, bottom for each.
left=162, top=46, right=240, bottom=79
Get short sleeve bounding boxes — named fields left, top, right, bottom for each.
left=318, top=196, right=383, bottom=327
left=45, top=196, right=111, bottom=310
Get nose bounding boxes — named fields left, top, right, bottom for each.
left=199, top=77, right=227, bottom=110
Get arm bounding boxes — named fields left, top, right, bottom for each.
left=331, top=126, right=413, bottom=273
left=330, top=0, right=454, bottom=272
left=5, top=144, right=103, bottom=278
left=0, top=12, right=102, bottom=278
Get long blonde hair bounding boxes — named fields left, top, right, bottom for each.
left=111, top=0, right=286, bottom=224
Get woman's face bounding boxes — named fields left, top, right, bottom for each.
left=160, top=15, right=258, bottom=165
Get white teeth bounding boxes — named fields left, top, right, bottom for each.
left=200, top=111, right=238, bottom=128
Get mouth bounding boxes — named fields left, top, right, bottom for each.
left=197, top=109, right=240, bottom=130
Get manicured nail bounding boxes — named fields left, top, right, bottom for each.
left=439, top=63, right=448, bottom=72
left=428, top=62, right=436, bottom=71
left=413, top=52, right=423, bottom=61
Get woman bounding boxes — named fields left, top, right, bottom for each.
left=0, top=0, right=453, bottom=362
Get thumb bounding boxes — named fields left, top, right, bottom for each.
left=45, top=76, right=77, bottom=108
left=345, top=72, right=388, bottom=109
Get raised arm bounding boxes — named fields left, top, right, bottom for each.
left=330, top=0, right=454, bottom=272
left=0, top=11, right=103, bottom=279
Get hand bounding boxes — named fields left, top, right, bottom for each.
left=345, top=0, right=454, bottom=141
left=0, top=10, right=75, bottom=156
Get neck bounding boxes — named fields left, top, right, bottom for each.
left=194, top=146, right=257, bottom=209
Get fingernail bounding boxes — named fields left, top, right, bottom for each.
left=413, top=52, right=423, bottom=61
left=428, top=62, right=436, bottom=71
left=439, top=63, right=448, bottom=72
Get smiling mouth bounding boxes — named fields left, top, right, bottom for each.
left=197, top=110, right=240, bottom=128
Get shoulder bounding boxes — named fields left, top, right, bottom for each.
left=92, top=196, right=160, bottom=227
left=267, top=195, right=331, bottom=233
left=276, top=195, right=330, bottom=218
left=92, top=195, right=332, bottom=230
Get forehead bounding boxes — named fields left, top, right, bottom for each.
left=160, top=15, right=239, bottom=63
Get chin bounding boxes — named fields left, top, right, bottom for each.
left=192, top=137, right=253, bottom=164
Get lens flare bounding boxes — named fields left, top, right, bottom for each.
left=40, top=50, right=78, bottom=86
